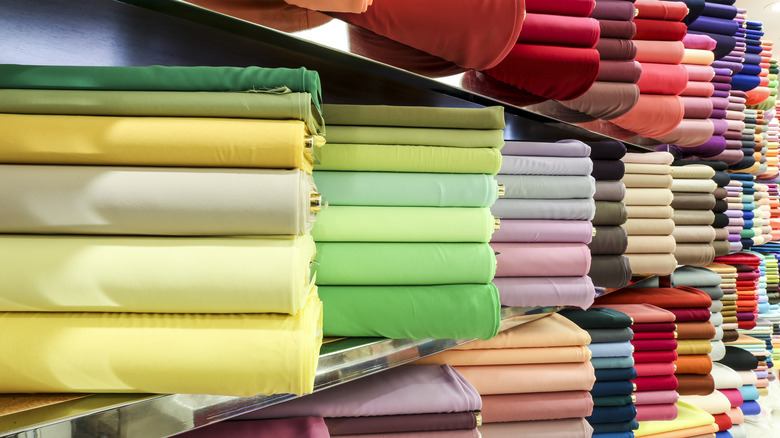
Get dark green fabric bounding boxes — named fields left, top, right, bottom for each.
left=0, top=64, right=323, bottom=111
left=592, top=395, right=634, bottom=407
left=314, top=242, right=496, bottom=285
left=592, top=201, right=628, bottom=226
left=587, top=327, right=634, bottom=343
left=322, top=104, right=505, bottom=129
left=559, top=307, right=633, bottom=329
left=319, top=284, right=501, bottom=340
left=588, top=226, right=629, bottom=255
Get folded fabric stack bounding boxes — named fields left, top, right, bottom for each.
left=718, top=88, right=749, bottom=167
left=687, top=1, right=738, bottom=62
left=670, top=164, right=719, bottom=266
left=680, top=385, right=736, bottom=436
left=588, top=139, right=632, bottom=288
left=312, top=104, right=504, bottom=340
left=715, top=252, right=763, bottom=331
left=529, top=0, right=640, bottom=123
left=743, top=108, right=769, bottom=177
left=232, top=364, right=482, bottom=438
left=490, top=139, right=597, bottom=309
left=707, top=263, right=741, bottom=346
left=559, top=307, right=638, bottom=438
left=733, top=20, right=764, bottom=99
left=621, top=151, right=678, bottom=275
left=481, top=0, right=600, bottom=106
left=731, top=173, right=768, bottom=249
left=581, top=0, right=688, bottom=142
left=592, top=303, right=679, bottom=422
left=634, top=402, right=718, bottom=438
left=415, top=313, right=595, bottom=437
left=597, top=287, right=716, bottom=398
left=0, top=64, right=327, bottom=397
left=717, top=345, right=762, bottom=436
left=709, top=360, right=747, bottom=438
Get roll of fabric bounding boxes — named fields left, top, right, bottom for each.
left=499, top=156, right=593, bottom=175
left=492, top=243, right=591, bottom=277
left=491, top=220, right=594, bottom=244
left=589, top=255, right=633, bottom=288
left=478, top=418, right=593, bottom=438
left=594, top=181, right=627, bottom=202
left=323, top=412, right=479, bottom=436
left=592, top=201, right=629, bottom=225
left=0, top=114, right=321, bottom=173
left=242, top=364, right=481, bottom=419
left=322, top=104, right=505, bottom=130
left=622, top=218, right=675, bottom=235
left=633, top=19, right=687, bottom=41
left=0, top=166, right=318, bottom=236
left=633, top=40, right=686, bottom=64
left=491, top=198, right=596, bottom=221
left=597, top=61, right=643, bottom=83
left=0, top=89, right=324, bottom=134
left=179, top=417, right=330, bottom=438
left=0, top=234, right=316, bottom=314
left=634, top=0, right=688, bottom=21
left=526, top=0, right=595, bottom=17
left=495, top=175, right=596, bottom=199
left=319, top=284, right=500, bottom=339
left=589, top=226, right=629, bottom=254
left=599, top=19, right=637, bottom=40
left=622, top=174, right=674, bottom=188
left=324, top=125, right=504, bottom=148
left=609, top=95, right=685, bottom=138
left=518, top=13, right=600, bottom=48
left=311, top=206, right=495, bottom=242
left=313, top=171, right=497, bottom=207
left=591, top=160, right=627, bottom=181
left=314, top=242, right=495, bottom=285
left=502, top=140, right=591, bottom=157
left=480, top=391, right=594, bottom=423
left=415, top=345, right=592, bottom=366
left=0, top=296, right=322, bottom=396
left=623, top=189, right=674, bottom=206
left=626, top=235, right=677, bottom=253
left=492, top=277, right=596, bottom=309
left=330, top=0, right=524, bottom=70
left=455, top=361, right=596, bottom=394
left=315, top=143, right=503, bottom=174
left=625, top=205, right=673, bottom=218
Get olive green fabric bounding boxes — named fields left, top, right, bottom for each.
left=314, top=242, right=496, bottom=285
left=319, top=284, right=501, bottom=339
left=324, top=126, right=504, bottom=148
left=322, top=104, right=505, bottom=129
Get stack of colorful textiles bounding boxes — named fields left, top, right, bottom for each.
left=670, top=164, right=719, bottom=266
left=592, top=303, right=680, bottom=422
left=687, top=1, right=738, bottom=61
left=680, top=385, right=736, bottom=436
left=312, top=104, right=505, bottom=340
left=732, top=20, right=763, bottom=96
left=621, top=151, right=678, bottom=275
left=597, top=287, right=716, bottom=397
left=715, top=252, right=763, bottom=331
left=559, top=307, right=638, bottom=437
left=233, top=364, right=483, bottom=438
left=529, top=0, right=641, bottom=123
left=490, top=139, right=597, bottom=309
left=416, top=313, right=595, bottom=437
left=757, top=101, right=780, bottom=181
left=588, top=139, right=632, bottom=289
left=730, top=173, right=765, bottom=249
left=0, top=64, right=327, bottom=397
left=718, top=345, right=762, bottom=437
left=707, top=263, right=741, bottom=346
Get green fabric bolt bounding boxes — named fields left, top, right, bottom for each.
left=313, top=171, right=498, bottom=207
left=311, top=206, right=496, bottom=242
left=0, top=89, right=323, bottom=135
left=314, top=144, right=503, bottom=175
left=0, top=64, right=323, bottom=112
left=322, top=104, right=505, bottom=129
left=324, top=125, right=504, bottom=148
left=313, top=242, right=496, bottom=285
left=319, top=284, right=501, bottom=340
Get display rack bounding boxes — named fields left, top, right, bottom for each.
left=0, top=305, right=556, bottom=438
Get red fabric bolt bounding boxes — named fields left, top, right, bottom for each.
left=636, top=63, right=689, bottom=95
left=331, top=0, right=525, bottom=70
left=595, top=286, right=713, bottom=309
left=608, top=94, right=685, bottom=137
left=666, top=307, right=712, bottom=322
left=634, top=350, right=679, bottom=363
left=590, top=0, right=636, bottom=21
left=632, top=338, right=679, bottom=351
left=633, top=19, right=687, bottom=41
left=484, top=43, right=600, bottom=101
left=632, top=322, right=677, bottom=333
left=634, top=362, right=676, bottom=377
left=633, top=375, right=679, bottom=391
left=526, top=0, right=594, bottom=16
left=518, top=13, right=601, bottom=48
left=635, top=0, right=688, bottom=21
left=599, top=19, right=637, bottom=39
left=713, top=413, right=733, bottom=432
left=633, top=331, right=676, bottom=340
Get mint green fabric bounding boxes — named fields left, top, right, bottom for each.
left=0, top=89, right=323, bottom=134
left=0, top=64, right=322, bottom=112
left=313, top=171, right=498, bottom=207
left=314, top=242, right=496, bottom=285
left=311, top=206, right=495, bottom=242
left=319, top=284, right=501, bottom=339
left=314, top=144, right=503, bottom=174
left=325, top=126, right=504, bottom=148
left=322, top=104, right=505, bottom=129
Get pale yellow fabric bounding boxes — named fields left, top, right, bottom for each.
left=0, top=234, right=316, bottom=314
left=626, top=205, right=675, bottom=219
left=0, top=114, right=321, bottom=173
left=626, top=235, right=677, bottom=253
left=622, top=173, right=674, bottom=188
left=0, top=295, right=323, bottom=396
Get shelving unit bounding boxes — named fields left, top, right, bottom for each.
left=0, top=1, right=652, bottom=436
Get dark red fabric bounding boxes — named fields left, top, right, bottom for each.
left=331, top=0, right=525, bottom=70
left=597, top=60, right=643, bottom=83
left=633, top=375, right=679, bottom=391
left=518, top=13, right=601, bottom=48
left=635, top=0, right=688, bottom=21
left=631, top=322, right=677, bottom=333
left=631, top=339, right=679, bottom=351
left=666, top=307, right=711, bottom=322
left=595, top=287, right=712, bottom=309
left=461, top=70, right=548, bottom=107
left=599, top=19, right=637, bottom=39
left=634, top=350, right=679, bottom=363
left=597, top=38, right=638, bottom=60
left=636, top=63, right=689, bottom=95
left=737, top=320, right=757, bottom=330
left=633, top=331, right=676, bottom=340
left=714, top=254, right=762, bottom=266
left=484, top=43, right=600, bottom=101
left=526, top=0, right=594, bottom=16
left=633, top=19, right=687, bottom=41
left=713, top=413, right=733, bottom=432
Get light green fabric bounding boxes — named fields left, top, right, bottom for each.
left=0, top=64, right=322, bottom=111
left=324, top=126, right=504, bottom=148
left=313, top=171, right=498, bottom=207
left=322, top=104, right=505, bottom=129
left=314, top=242, right=496, bottom=285
left=311, top=206, right=495, bottom=242
left=495, top=175, right=596, bottom=199
left=314, top=144, right=503, bottom=174
left=0, top=89, right=323, bottom=135
left=319, top=283, right=501, bottom=340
